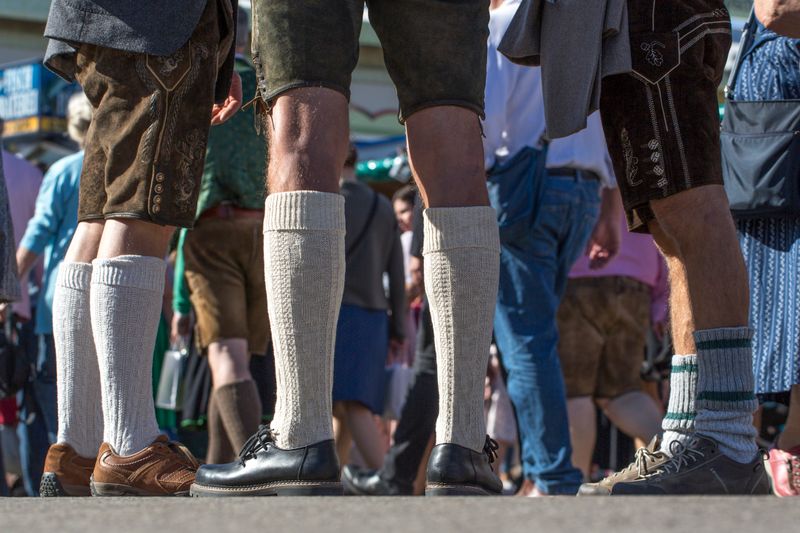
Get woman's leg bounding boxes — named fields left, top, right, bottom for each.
left=344, top=401, right=385, bottom=469
left=333, top=402, right=352, bottom=466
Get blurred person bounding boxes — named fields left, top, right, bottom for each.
left=193, top=0, right=504, bottom=497
left=1, top=119, right=45, bottom=496
left=14, top=93, right=93, bottom=496
left=725, top=14, right=800, bottom=497
left=485, top=350, right=517, bottom=493
left=0, top=151, right=19, bottom=496
left=342, top=207, right=440, bottom=496
left=170, top=7, right=267, bottom=466
left=484, top=0, right=620, bottom=496
left=332, top=145, right=406, bottom=469
left=390, top=185, right=419, bottom=366
left=558, top=212, right=668, bottom=480
left=0, top=119, right=43, bottom=325
left=41, top=0, right=240, bottom=496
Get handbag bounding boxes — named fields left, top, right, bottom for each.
left=0, top=318, right=30, bottom=400
left=156, top=337, right=189, bottom=411
left=721, top=11, right=800, bottom=219
left=755, top=0, right=800, bottom=38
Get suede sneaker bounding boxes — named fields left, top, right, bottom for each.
left=90, top=436, right=200, bottom=496
left=610, top=435, right=770, bottom=495
left=764, top=445, right=800, bottom=497
left=579, top=437, right=668, bottom=496
left=40, top=443, right=96, bottom=497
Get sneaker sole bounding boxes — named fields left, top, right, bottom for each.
left=189, top=481, right=343, bottom=497
left=40, top=473, right=91, bottom=497
left=90, top=479, right=189, bottom=497
left=425, top=483, right=497, bottom=496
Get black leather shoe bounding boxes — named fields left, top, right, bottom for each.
left=341, top=465, right=413, bottom=496
left=425, top=436, right=503, bottom=496
left=190, top=426, right=342, bottom=496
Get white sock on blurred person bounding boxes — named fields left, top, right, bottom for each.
left=660, top=354, right=697, bottom=454
left=263, top=191, right=345, bottom=449
left=423, top=206, right=500, bottom=452
left=91, top=255, right=163, bottom=455
left=52, top=262, right=104, bottom=458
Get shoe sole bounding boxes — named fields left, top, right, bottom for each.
left=189, top=481, right=343, bottom=497
left=425, top=483, right=497, bottom=496
left=90, top=478, right=189, bottom=497
left=40, top=473, right=91, bottom=497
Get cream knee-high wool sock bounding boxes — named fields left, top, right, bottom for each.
left=423, top=206, right=500, bottom=452
left=52, top=262, right=104, bottom=458
left=264, top=191, right=345, bottom=449
left=91, top=255, right=164, bottom=455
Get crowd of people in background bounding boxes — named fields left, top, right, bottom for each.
left=0, top=0, right=798, bottom=499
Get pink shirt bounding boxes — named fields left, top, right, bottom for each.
left=2, top=150, right=43, bottom=320
left=569, top=213, right=669, bottom=324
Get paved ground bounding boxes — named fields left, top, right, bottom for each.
left=2, top=496, right=796, bottom=533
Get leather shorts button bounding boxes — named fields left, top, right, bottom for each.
left=153, top=195, right=162, bottom=204
left=152, top=204, right=161, bottom=214
left=154, top=184, right=164, bottom=194
left=155, top=172, right=166, bottom=183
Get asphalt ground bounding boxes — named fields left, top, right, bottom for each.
left=1, top=496, right=796, bottom=533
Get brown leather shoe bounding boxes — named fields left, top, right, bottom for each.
left=40, top=443, right=96, bottom=497
left=91, top=436, right=200, bottom=496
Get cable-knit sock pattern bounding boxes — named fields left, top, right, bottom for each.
left=694, top=327, right=758, bottom=463
left=91, top=256, right=164, bottom=455
left=660, top=354, right=697, bottom=455
left=53, top=262, right=104, bottom=458
left=424, top=206, right=500, bottom=452
left=264, top=192, right=345, bottom=449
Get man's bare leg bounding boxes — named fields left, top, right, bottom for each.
left=647, top=185, right=758, bottom=464
left=192, top=87, right=350, bottom=496
left=405, top=106, right=502, bottom=495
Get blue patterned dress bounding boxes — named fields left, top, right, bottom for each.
left=731, top=23, right=800, bottom=395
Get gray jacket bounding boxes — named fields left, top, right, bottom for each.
left=498, top=0, right=631, bottom=139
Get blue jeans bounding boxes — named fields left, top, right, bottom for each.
left=489, top=154, right=601, bottom=494
left=16, top=333, right=58, bottom=496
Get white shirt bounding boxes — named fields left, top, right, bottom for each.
left=483, top=0, right=617, bottom=188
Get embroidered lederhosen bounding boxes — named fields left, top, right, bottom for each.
left=599, top=1, right=732, bottom=232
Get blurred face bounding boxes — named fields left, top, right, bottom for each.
left=394, top=199, right=413, bottom=233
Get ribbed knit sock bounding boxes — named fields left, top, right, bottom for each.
left=423, top=206, right=500, bottom=452
left=660, top=354, right=697, bottom=455
left=52, top=262, right=104, bottom=458
left=216, top=379, right=262, bottom=453
left=91, top=256, right=164, bottom=456
left=694, top=327, right=759, bottom=463
left=206, top=391, right=235, bottom=464
left=264, top=191, right=345, bottom=449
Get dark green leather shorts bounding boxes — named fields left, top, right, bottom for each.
left=250, top=0, right=489, bottom=122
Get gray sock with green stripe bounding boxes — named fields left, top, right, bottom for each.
left=693, top=327, right=758, bottom=463
left=661, top=354, right=698, bottom=455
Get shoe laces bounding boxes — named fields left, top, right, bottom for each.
left=238, top=425, right=277, bottom=466
left=484, top=436, right=500, bottom=469
left=655, top=439, right=705, bottom=476
left=606, top=445, right=663, bottom=481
